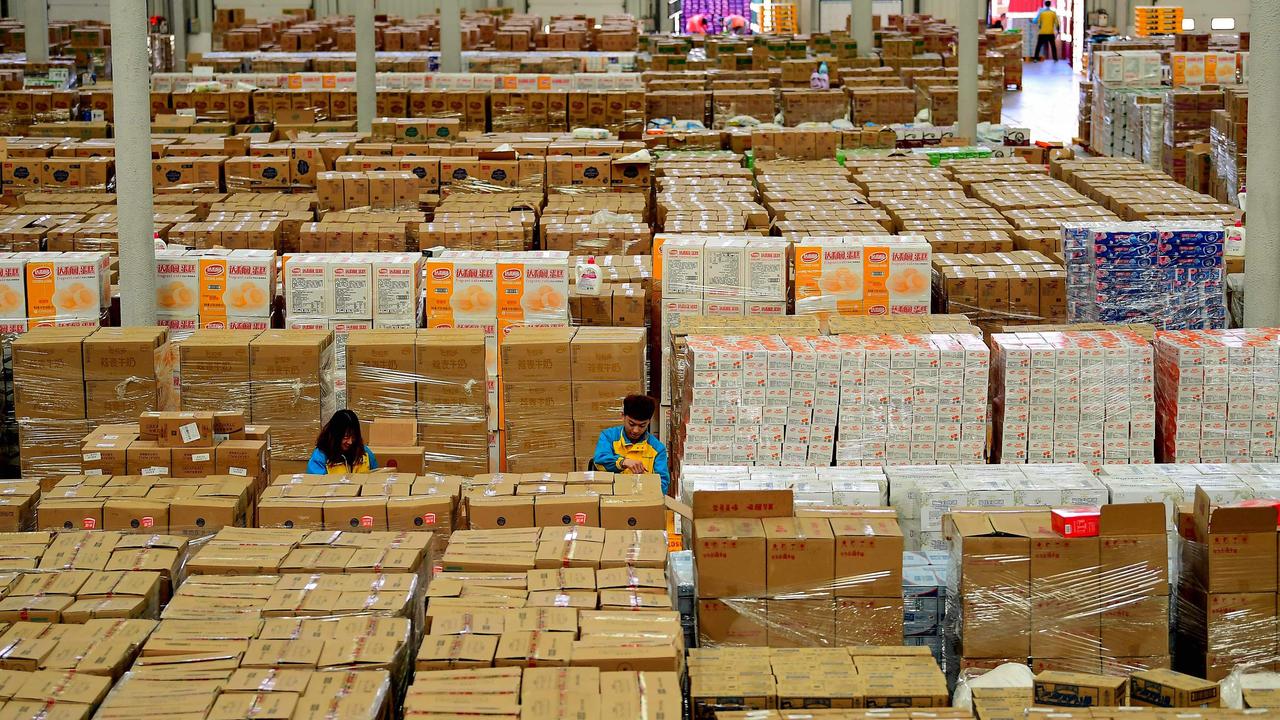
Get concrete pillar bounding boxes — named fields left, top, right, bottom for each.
left=111, top=0, right=157, bottom=326
left=439, top=0, right=462, bottom=73
left=1246, top=0, right=1280, bottom=327
left=25, top=0, right=47, bottom=63
left=190, top=0, right=213, bottom=55
left=171, top=0, right=187, bottom=71
left=356, top=0, right=375, bottom=133
left=851, top=0, right=872, bottom=57
left=957, top=0, right=979, bottom=141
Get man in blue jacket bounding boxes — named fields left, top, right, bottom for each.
left=592, top=394, right=670, bottom=494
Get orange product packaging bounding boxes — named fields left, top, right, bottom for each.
left=155, top=248, right=199, bottom=318
left=198, top=248, right=277, bottom=322
left=0, top=253, right=26, bottom=320
left=426, top=251, right=498, bottom=337
left=25, top=251, right=108, bottom=322
left=496, top=252, right=571, bottom=329
left=793, top=237, right=863, bottom=316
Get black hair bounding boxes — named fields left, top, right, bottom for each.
left=622, top=394, right=657, bottom=421
left=316, top=409, right=366, bottom=471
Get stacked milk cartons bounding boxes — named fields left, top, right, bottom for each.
left=659, top=235, right=789, bottom=317
left=1154, top=329, right=1280, bottom=463
left=992, top=330, right=1156, bottom=467
left=683, top=334, right=836, bottom=466
left=903, top=550, right=949, bottom=663
left=889, top=463, right=1109, bottom=551
left=830, top=333, right=989, bottom=467
left=285, top=252, right=424, bottom=407
left=1067, top=222, right=1226, bottom=330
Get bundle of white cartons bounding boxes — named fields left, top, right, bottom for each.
left=1154, top=329, right=1280, bottom=463
left=678, top=464, right=889, bottom=508
left=679, top=332, right=987, bottom=468
left=888, top=463, right=1110, bottom=551
left=283, top=252, right=424, bottom=408
left=831, top=333, right=989, bottom=466
left=992, top=330, right=1155, bottom=468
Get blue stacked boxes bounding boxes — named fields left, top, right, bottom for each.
left=1066, top=221, right=1226, bottom=330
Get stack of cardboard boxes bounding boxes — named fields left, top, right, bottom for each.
left=689, top=646, right=949, bottom=719
left=13, top=327, right=174, bottom=488
left=991, top=330, right=1155, bottom=467
left=1154, top=329, right=1280, bottom=464
left=932, top=251, right=1067, bottom=330
left=658, top=235, right=789, bottom=317
left=500, top=327, right=646, bottom=472
left=0, top=251, right=111, bottom=333
left=153, top=249, right=278, bottom=334
left=1176, top=488, right=1279, bottom=680
left=41, top=473, right=255, bottom=537
left=247, top=329, right=336, bottom=473
left=407, top=668, right=679, bottom=720
left=944, top=504, right=1170, bottom=678
left=692, top=495, right=903, bottom=648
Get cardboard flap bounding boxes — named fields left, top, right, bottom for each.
left=1198, top=486, right=1276, bottom=533
left=944, top=511, right=995, bottom=539
left=1100, top=502, right=1166, bottom=535
left=690, top=489, right=793, bottom=519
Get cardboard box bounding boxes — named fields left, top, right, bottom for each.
left=694, top=518, right=766, bottom=598
left=1130, top=668, right=1220, bottom=708
left=1033, top=671, right=1128, bottom=707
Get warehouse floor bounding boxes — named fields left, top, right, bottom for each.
left=1002, top=59, right=1081, bottom=144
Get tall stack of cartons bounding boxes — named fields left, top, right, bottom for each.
left=693, top=499, right=903, bottom=648
left=416, top=328, right=490, bottom=475
left=501, top=326, right=575, bottom=472
left=1154, top=329, right=1280, bottom=464
left=944, top=504, right=1169, bottom=679
left=249, top=329, right=335, bottom=474
left=1176, top=488, right=1279, bottom=681
left=176, top=329, right=258, bottom=416
left=991, top=330, right=1155, bottom=468
left=345, top=330, right=416, bottom=421
left=82, top=327, right=174, bottom=424
left=12, top=327, right=97, bottom=489
left=569, top=327, right=646, bottom=471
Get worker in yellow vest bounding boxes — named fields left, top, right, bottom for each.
left=592, top=394, right=670, bottom=494
left=1033, top=1, right=1059, bottom=62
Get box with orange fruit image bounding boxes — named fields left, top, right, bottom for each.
left=155, top=248, right=199, bottom=323
left=197, top=249, right=276, bottom=326
left=496, top=252, right=571, bottom=332
left=0, top=252, right=27, bottom=320
left=794, top=236, right=931, bottom=317
left=426, top=251, right=498, bottom=338
left=24, top=251, right=109, bottom=323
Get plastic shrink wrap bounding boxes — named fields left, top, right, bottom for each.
left=942, top=504, right=1171, bottom=682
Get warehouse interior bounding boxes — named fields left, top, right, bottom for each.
left=0, top=0, right=1275, bottom=718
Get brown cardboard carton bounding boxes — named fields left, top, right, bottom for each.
left=1189, top=486, right=1277, bottom=593
left=763, top=517, right=834, bottom=595
left=500, top=327, right=574, bottom=381
left=376, top=447, right=426, bottom=475
left=416, top=634, right=499, bottom=670
left=494, top=631, right=573, bottom=667
left=468, top=496, right=534, bottom=530
left=829, top=513, right=902, bottom=597
left=125, top=442, right=171, bottom=476
left=158, top=412, right=215, bottom=448
left=600, top=530, right=667, bottom=569
left=694, top=518, right=766, bottom=597
left=570, top=328, right=645, bottom=381
left=1101, top=594, right=1168, bottom=658
left=1101, top=503, right=1169, bottom=596
left=82, top=327, right=165, bottom=380
left=1130, top=668, right=1219, bottom=708
left=697, top=598, right=767, bottom=646
left=215, top=440, right=269, bottom=481
left=534, top=495, right=600, bottom=528
left=1033, top=671, right=1127, bottom=707
left=599, top=496, right=664, bottom=530
left=835, top=596, right=904, bottom=646
left=103, top=498, right=170, bottom=532
left=172, top=446, right=217, bottom=478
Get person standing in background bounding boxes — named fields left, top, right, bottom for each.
left=1033, top=1, right=1059, bottom=61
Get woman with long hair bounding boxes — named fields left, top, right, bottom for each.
left=307, top=409, right=378, bottom=474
